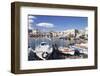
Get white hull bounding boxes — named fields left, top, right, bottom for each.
left=59, top=47, right=75, bottom=55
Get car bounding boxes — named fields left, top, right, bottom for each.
left=35, top=42, right=53, bottom=60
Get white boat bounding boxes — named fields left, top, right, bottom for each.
left=58, top=47, right=75, bottom=55
left=74, top=43, right=88, bottom=54
left=35, top=42, right=53, bottom=60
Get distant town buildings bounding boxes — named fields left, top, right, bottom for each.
left=28, top=28, right=88, bottom=41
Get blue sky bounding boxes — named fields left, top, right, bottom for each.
left=28, top=15, right=88, bottom=32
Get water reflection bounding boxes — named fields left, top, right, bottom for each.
left=28, top=37, right=73, bottom=50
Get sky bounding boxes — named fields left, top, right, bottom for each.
left=28, top=15, right=88, bottom=32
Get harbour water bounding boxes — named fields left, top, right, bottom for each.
left=28, top=37, right=88, bottom=60
left=28, top=37, right=74, bottom=50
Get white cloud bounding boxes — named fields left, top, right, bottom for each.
left=28, top=15, right=37, bottom=19
left=28, top=16, right=37, bottom=30
left=36, top=22, right=54, bottom=28
left=28, top=25, right=33, bottom=30
left=85, top=26, right=88, bottom=30
left=28, top=16, right=36, bottom=24
left=28, top=23, right=34, bottom=30
left=29, top=19, right=34, bottom=23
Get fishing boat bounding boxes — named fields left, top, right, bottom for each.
left=35, top=42, right=53, bottom=60
left=58, top=47, right=75, bottom=55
